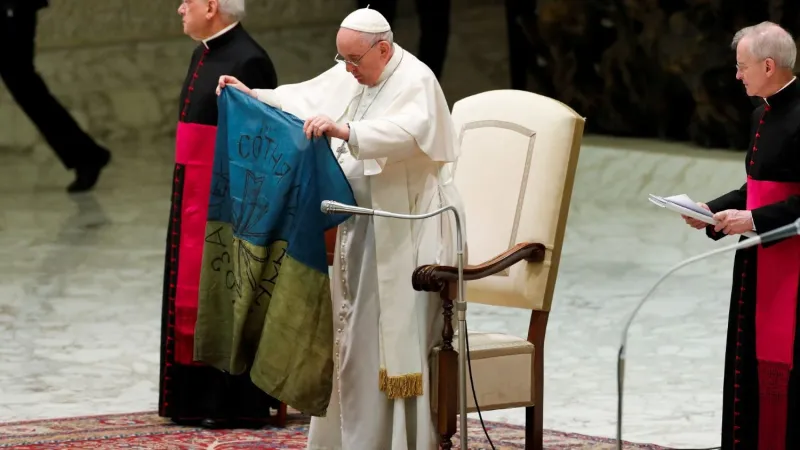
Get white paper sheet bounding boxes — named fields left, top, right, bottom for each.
left=649, top=193, right=757, bottom=238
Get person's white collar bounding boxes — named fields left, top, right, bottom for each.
left=202, top=22, right=239, bottom=49
left=764, top=76, right=797, bottom=105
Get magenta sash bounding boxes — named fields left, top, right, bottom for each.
left=173, top=121, right=217, bottom=365
left=746, top=178, right=800, bottom=450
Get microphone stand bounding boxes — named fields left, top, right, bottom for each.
left=321, top=200, right=468, bottom=450
left=616, top=218, right=800, bottom=449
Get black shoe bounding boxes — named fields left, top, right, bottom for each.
left=200, top=417, right=268, bottom=430
left=200, top=418, right=228, bottom=429
left=67, top=148, right=111, bottom=193
left=169, top=417, right=202, bottom=427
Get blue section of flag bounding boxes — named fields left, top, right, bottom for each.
left=211, top=87, right=356, bottom=274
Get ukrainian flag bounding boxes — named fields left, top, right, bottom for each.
left=193, top=87, right=355, bottom=416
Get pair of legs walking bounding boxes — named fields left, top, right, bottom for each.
left=0, top=5, right=109, bottom=192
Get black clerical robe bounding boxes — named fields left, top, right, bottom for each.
left=1, top=0, right=47, bottom=10
left=705, top=79, right=800, bottom=450
left=159, top=23, right=279, bottom=425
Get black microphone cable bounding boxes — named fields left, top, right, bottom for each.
left=464, top=320, right=496, bottom=450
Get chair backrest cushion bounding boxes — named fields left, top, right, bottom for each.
left=450, top=89, right=584, bottom=311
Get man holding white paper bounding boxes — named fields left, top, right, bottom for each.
left=682, top=22, right=800, bottom=450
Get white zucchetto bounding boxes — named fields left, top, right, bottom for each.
left=340, top=7, right=391, bottom=33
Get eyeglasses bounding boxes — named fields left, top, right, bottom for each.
left=334, top=40, right=382, bottom=67
left=736, top=58, right=771, bottom=72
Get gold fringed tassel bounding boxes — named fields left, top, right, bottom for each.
left=379, top=367, right=388, bottom=392
left=379, top=368, right=423, bottom=398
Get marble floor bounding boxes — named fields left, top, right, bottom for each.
left=0, top=133, right=747, bottom=449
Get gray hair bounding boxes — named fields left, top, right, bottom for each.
left=732, top=21, right=797, bottom=69
left=216, top=0, right=246, bottom=21
left=362, top=30, right=394, bottom=46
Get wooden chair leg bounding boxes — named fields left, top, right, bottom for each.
left=527, top=310, right=547, bottom=450
left=525, top=405, right=543, bottom=450
left=440, top=433, right=453, bottom=450
left=438, top=293, right=457, bottom=449
left=438, top=349, right=457, bottom=449
left=439, top=400, right=456, bottom=449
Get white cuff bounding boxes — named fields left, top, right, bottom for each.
left=347, top=123, right=360, bottom=158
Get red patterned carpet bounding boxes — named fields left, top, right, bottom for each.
left=0, top=412, right=666, bottom=449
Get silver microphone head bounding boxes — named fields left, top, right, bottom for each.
left=320, top=200, right=335, bottom=214
left=320, top=200, right=374, bottom=216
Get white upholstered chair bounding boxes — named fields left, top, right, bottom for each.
left=412, top=89, right=585, bottom=449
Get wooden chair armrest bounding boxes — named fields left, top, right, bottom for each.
left=412, top=242, right=546, bottom=292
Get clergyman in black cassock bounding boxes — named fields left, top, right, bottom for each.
left=695, top=22, right=800, bottom=450
left=159, top=1, right=279, bottom=430
left=0, top=0, right=111, bottom=192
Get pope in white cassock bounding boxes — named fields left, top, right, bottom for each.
left=217, top=7, right=463, bottom=450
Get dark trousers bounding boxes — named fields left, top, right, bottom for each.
left=357, top=0, right=451, bottom=79
left=0, top=6, right=105, bottom=169
left=504, top=0, right=536, bottom=90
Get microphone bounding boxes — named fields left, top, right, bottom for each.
left=321, top=199, right=471, bottom=450
left=321, top=200, right=376, bottom=216
left=748, top=217, right=800, bottom=246
left=616, top=217, right=800, bottom=450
